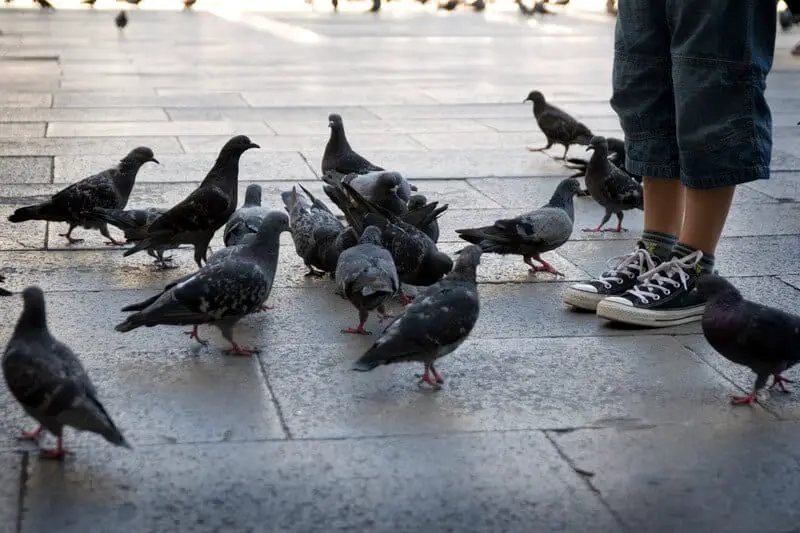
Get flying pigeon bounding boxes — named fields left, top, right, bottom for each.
left=90, top=206, right=175, bottom=268
left=2, top=286, right=131, bottom=459
left=321, top=113, right=383, bottom=175
left=698, top=275, right=800, bottom=405
left=335, top=226, right=399, bottom=335
left=116, top=211, right=290, bottom=355
left=321, top=169, right=415, bottom=216
left=352, top=245, right=482, bottom=388
left=223, top=184, right=269, bottom=248
left=456, top=177, right=581, bottom=277
left=524, top=91, right=592, bottom=159
left=282, top=185, right=356, bottom=277
left=8, top=147, right=158, bottom=245
left=123, top=135, right=259, bottom=268
left=115, top=10, right=128, bottom=29
left=582, top=136, right=643, bottom=233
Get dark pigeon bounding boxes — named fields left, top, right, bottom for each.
left=116, top=211, right=290, bottom=355
left=123, top=135, right=259, bottom=268
left=35, top=0, right=54, bottom=8
left=582, top=136, right=643, bottom=233
left=90, top=206, right=176, bottom=269
left=115, top=10, right=128, bottom=29
left=335, top=226, right=399, bottom=335
left=321, top=113, right=383, bottom=175
left=408, top=194, right=440, bottom=243
left=516, top=0, right=556, bottom=14
left=321, top=169, right=415, bottom=216
left=8, top=147, right=158, bottom=245
left=282, top=185, right=356, bottom=277
left=456, top=177, right=581, bottom=277
left=524, top=90, right=592, bottom=159
left=2, top=286, right=131, bottom=459
left=223, top=184, right=269, bottom=248
left=563, top=137, right=641, bottom=196
left=698, top=274, right=800, bottom=406
left=352, top=245, right=482, bottom=388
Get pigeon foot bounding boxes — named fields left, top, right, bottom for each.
left=342, top=325, right=372, bottom=335
left=228, top=343, right=259, bottom=356
left=378, top=312, right=395, bottom=322
left=104, top=239, right=126, bottom=246
left=529, top=264, right=563, bottom=277
left=259, top=304, right=274, bottom=312
left=417, top=363, right=443, bottom=388
left=304, top=267, right=326, bottom=278
left=603, top=227, right=629, bottom=233
left=397, top=294, right=414, bottom=306
left=19, top=426, right=43, bottom=441
left=156, top=261, right=179, bottom=270
left=731, top=392, right=759, bottom=406
left=39, top=437, right=69, bottom=460
left=184, top=325, right=208, bottom=346
left=581, top=226, right=605, bottom=233
left=770, top=374, right=794, bottom=394
left=527, top=146, right=547, bottom=152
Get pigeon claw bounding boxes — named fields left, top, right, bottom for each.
left=731, top=392, right=759, bottom=406
left=39, top=437, right=69, bottom=460
left=228, top=343, right=259, bottom=356
left=259, top=304, right=274, bottom=312
left=184, top=325, right=208, bottom=346
left=397, top=294, right=414, bottom=306
left=417, top=363, right=443, bottom=389
left=770, top=374, right=794, bottom=394
left=581, top=225, right=605, bottom=233
left=19, top=426, right=43, bottom=441
left=341, top=325, right=372, bottom=335
left=104, top=238, right=127, bottom=246
left=304, top=267, right=327, bottom=278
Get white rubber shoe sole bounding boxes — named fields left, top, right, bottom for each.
left=596, top=297, right=706, bottom=328
left=562, top=284, right=610, bottom=312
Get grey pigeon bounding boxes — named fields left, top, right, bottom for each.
left=8, top=147, right=158, bottom=245
left=455, top=177, right=581, bottom=277
left=123, top=135, right=259, bottom=268
left=2, top=286, right=131, bottom=459
left=115, top=10, right=128, bottom=29
left=116, top=211, right=290, bottom=355
left=282, top=185, right=356, bottom=277
left=582, top=136, right=643, bottom=233
left=321, top=169, right=415, bottom=216
left=524, top=90, right=593, bottom=159
left=90, top=206, right=176, bottom=268
left=408, top=194, right=440, bottom=242
left=698, top=275, right=800, bottom=406
left=223, top=184, right=269, bottom=248
left=0, top=274, right=10, bottom=296
left=335, top=226, right=399, bottom=335
left=352, top=245, right=482, bottom=388
left=562, top=136, right=641, bottom=196
left=321, top=113, right=383, bottom=175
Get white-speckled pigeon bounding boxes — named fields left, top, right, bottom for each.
left=123, top=135, right=259, bottom=268
left=582, top=136, right=643, bottom=233
left=2, top=286, right=131, bottom=459
left=8, top=147, right=158, bottom=245
left=223, top=184, right=269, bottom=248
left=115, top=211, right=289, bottom=355
left=321, top=113, right=383, bottom=175
left=335, top=226, right=399, bottom=335
left=321, top=169, right=415, bottom=216
left=352, top=245, right=482, bottom=388
left=524, top=90, right=593, bottom=160
left=282, top=185, right=357, bottom=277
left=90, top=206, right=176, bottom=268
left=456, top=177, right=581, bottom=277
left=698, top=275, right=800, bottom=406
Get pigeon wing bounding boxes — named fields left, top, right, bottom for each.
left=148, top=184, right=232, bottom=236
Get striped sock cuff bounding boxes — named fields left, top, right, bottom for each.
left=672, top=242, right=715, bottom=273
left=640, top=230, right=677, bottom=261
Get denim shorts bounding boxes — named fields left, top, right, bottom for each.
left=611, top=0, right=777, bottom=189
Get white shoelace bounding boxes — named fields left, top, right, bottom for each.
left=596, top=248, right=657, bottom=289
left=625, top=251, right=704, bottom=304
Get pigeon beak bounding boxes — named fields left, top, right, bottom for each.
left=248, top=143, right=260, bottom=149
left=523, top=98, right=531, bottom=103
left=149, top=157, right=160, bottom=164
left=328, top=121, right=334, bottom=127
left=586, top=146, right=595, bottom=152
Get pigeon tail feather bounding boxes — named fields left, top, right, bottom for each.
left=8, top=202, right=62, bottom=223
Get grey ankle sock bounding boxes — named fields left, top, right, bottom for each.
left=672, top=242, right=715, bottom=274
left=640, top=230, right=677, bottom=261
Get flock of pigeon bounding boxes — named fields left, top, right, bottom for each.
left=1, top=91, right=798, bottom=460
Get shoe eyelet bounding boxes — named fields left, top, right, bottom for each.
left=616, top=279, right=624, bottom=285
left=652, top=295, right=660, bottom=301
left=663, top=289, right=671, bottom=295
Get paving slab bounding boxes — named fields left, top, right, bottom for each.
left=0, top=122, right=45, bottom=138
left=0, top=137, right=184, bottom=157
left=164, top=105, right=380, bottom=123
left=0, top=107, right=170, bottom=122
left=52, top=93, right=249, bottom=108
left=264, top=118, right=493, bottom=135
left=241, top=88, right=440, bottom=107
left=0, top=453, right=20, bottom=533
left=0, top=157, right=52, bottom=185
left=411, top=130, right=624, bottom=151
left=46, top=120, right=274, bottom=138
left=21, top=432, right=620, bottom=533
left=550, top=422, right=800, bottom=533
left=178, top=132, right=425, bottom=154
left=0, top=92, right=51, bottom=107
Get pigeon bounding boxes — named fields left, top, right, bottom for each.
left=408, top=194, right=440, bottom=243
left=184, top=0, right=197, bottom=7
left=90, top=206, right=176, bottom=268
left=335, top=226, right=400, bottom=335
left=698, top=275, right=800, bottom=406
left=340, top=182, right=453, bottom=298
left=82, top=0, right=96, bottom=5
left=116, top=211, right=290, bottom=355
left=321, top=113, right=383, bottom=176
left=0, top=274, right=11, bottom=297
left=352, top=245, right=482, bottom=388
left=516, top=1, right=556, bottom=16
left=8, top=147, right=158, bottom=245
left=223, top=184, right=269, bottom=248
left=563, top=136, right=641, bottom=195
left=282, top=185, right=356, bottom=277
left=456, top=177, right=581, bottom=277
left=35, top=0, right=54, bottom=8
left=582, top=136, right=643, bottom=233
left=524, top=91, right=592, bottom=159
left=321, top=169, right=416, bottom=216
left=123, top=135, right=259, bottom=268
left=2, top=287, right=131, bottom=459
left=115, top=11, right=128, bottom=29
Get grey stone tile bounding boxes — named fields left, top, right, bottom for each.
left=771, top=149, right=800, bottom=171
left=178, top=133, right=424, bottom=154
left=21, top=433, right=620, bottom=533
left=0, top=453, right=20, bottom=533
left=0, top=107, right=170, bottom=122
left=0, top=123, right=45, bottom=138
left=54, top=152, right=316, bottom=183
left=46, top=121, right=274, bottom=138
left=241, top=88, right=439, bottom=107
left=52, top=93, right=249, bottom=108
left=165, top=105, right=379, bottom=122
left=367, top=102, right=617, bottom=120
left=0, top=92, right=51, bottom=107
left=743, top=172, right=800, bottom=201
left=265, top=118, right=492, bottom=135
left=779, top=275, right=800, bottom=290
left=0, top=137, right=184, bottom=156
left=411, top=130, right=623, bottom=151
left=550, top=422, right=800, bottom=533
left=0, top=157, right=52, bottom=184
left=0, top=200, right=48, bottom=250
left=478, top=116, right=622, bottom=133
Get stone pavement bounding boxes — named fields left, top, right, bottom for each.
left=1, top=2, right=800, bottom=532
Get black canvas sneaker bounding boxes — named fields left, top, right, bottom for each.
left=563, top=244, right=660, bottom=311
left=595, top=251, right=707, bottom=327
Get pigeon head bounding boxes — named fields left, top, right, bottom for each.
left=360, top=225, right=383, bottom=245
left=555, top=177, right=582, bottom=198
left=586, top=136, right=608, bottom=153
left=408, top=194, right=427, bottom=211
left=328, top=113, right=343, bottom=129
left=448, top=245, right=481, bottom=283
left=220, top=135, right=260, bottom=156
left=696, top=274, right=742, bottom=302
left=244, top=184, right=262, bottom=206
left=123, top=146, right=159, bottom=166
left=17, top=285, right=47, bottom=332
left=256, top=210, right=290, bottom=236
left=523, top=90, right=545, bottom=105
